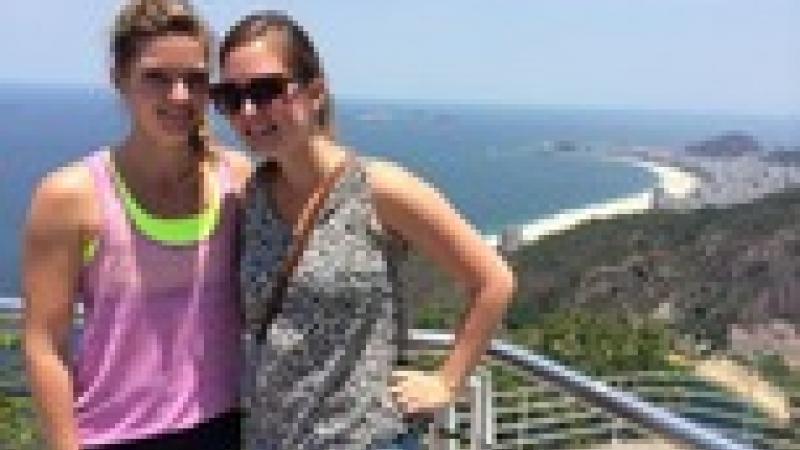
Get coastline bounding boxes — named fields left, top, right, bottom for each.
left=484, top=150, right=700, bottom=249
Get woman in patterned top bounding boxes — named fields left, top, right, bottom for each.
left=211, top=11, right=515, bottom=450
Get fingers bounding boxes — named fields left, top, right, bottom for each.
left=389, top=370, right=417, bottom=414
left=388, top=370, right=449, bottom=415
left=389, top=369, right=416, bottom=384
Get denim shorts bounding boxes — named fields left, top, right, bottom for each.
left=248, top=430, right=422, bottom=450
left=367, top=429, right=422, bottom=450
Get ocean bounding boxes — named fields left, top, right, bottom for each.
left=2, top=84, right=799, bottom=296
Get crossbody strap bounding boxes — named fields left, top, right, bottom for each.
left=255, top=154, right=354, bottom=342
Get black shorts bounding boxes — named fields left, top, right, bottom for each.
left=85, top=409, right=241, bottom=450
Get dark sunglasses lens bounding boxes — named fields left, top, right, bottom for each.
left=211, top=83, right=240, bottom=115
left=250, top=78, right=289, bottom=105
left=212, top=77, right=290, bottom=115
left=185, top=71, right=210, bottom=89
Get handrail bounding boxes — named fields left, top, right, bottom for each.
left=1, top=300, right=758, bottom=450
left=0, top=297, right=20, bottom=310
left=409, top=330, right=757, bottom=450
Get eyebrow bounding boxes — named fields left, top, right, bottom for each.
left=221, top=72, right=292, bottom=83
left=139, top=66, right=210, bottom=74
left=137, top=59, right=209, bottom=70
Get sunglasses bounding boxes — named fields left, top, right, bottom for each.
left=138, top=68, right=210, bottom=93
left=210, top=76, right=293, bottom=115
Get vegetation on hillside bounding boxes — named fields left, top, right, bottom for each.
left=405, top=187, right=800, bottom=379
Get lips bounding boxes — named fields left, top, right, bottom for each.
left=245, top=123, right=280, bottom=139
left=156, top=107, right=193, bottom=124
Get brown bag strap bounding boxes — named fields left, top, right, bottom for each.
left=255, top=154, right=354, bottom=341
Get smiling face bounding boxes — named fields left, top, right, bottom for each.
left=117, top=34, right=210, bottom=147
left=218, top=37, right=323, bottom=159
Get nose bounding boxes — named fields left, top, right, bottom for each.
left=241, top=98, right=257, bottom=116
left=168, top=78, right=191, bottom=102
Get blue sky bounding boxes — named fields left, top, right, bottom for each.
left=3, top=1, right=800, bottom=113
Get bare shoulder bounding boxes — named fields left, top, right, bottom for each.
left=360, top=157, right=512, bottom=293
left=32, top=162, right=94, bottom=211
left=363, top=158, right=419, bottom=195
left=214, top=145, right=253, bottom=192
left=360, top=157, right=461, bottom=241
left=362, top=158, right=444, bottom=211
left=27, top=161, right=97, bottom=237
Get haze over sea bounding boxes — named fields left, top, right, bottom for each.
left=2, top=84, right=799, bottom=296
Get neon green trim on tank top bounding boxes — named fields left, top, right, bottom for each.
left=111, top=158, right=222, bottom=246
left=82, top=156, right=223, bottom=265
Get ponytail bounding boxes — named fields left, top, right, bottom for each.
left=188, top=113, right=211, bottom=160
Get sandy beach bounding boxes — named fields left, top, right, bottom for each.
left=484, top=153, right=700, bottom=248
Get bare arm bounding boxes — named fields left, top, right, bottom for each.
left=22, top=167, right=90, bottom=450
left=369, top=161, right=516, bottom=396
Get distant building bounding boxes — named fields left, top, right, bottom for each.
left=685, top=132, right=762, bottom=157
left=652, top=186, right=665, bottom=210
left=729, top=321, right=800, bottom=371
left=499, top=225, right=525, bottom=255
left=554, top=140, right=579, bottom=153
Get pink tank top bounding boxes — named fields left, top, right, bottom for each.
left=74, top=149, right=241, bottom=447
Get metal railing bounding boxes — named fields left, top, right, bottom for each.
left=409, top=330, right=760, bottom=450
left=0, top=299, right=785, bottom=450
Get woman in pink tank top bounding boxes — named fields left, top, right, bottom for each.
left=21, top=1, right=251, bottom=449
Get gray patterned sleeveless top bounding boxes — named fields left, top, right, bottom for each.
left=240, top=157, right=414, bottom=450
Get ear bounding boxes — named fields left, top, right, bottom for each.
left=307, top=77, right=327, bottom=113
left=110, top=66, right=124, bottom=91
left=110, top=67, right=119, bottom=87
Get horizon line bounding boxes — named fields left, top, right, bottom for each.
left=0, top=80, right=798, bottom=118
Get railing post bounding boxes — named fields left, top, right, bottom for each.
left=430, top=402, right=458, bottom=450
left=468, top=372, right=481, bottom=450
left=468, top=366, right=493, bottom=450
left=481, top=366, right=493, bottom=449
left=518, top=387, right=527, bottom=448
left=611, top=416, right=623, bottom=445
